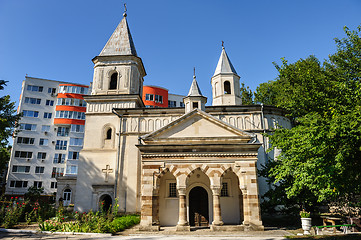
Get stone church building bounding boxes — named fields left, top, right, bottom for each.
left=58, top=11, right=290, bottom=231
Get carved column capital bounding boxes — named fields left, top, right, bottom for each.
left=210, top=185, right=222, bottom=195
left=177, top=187, right=187, bottom=196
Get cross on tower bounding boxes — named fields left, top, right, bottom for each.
left=102, top=165, right=113, bottom=182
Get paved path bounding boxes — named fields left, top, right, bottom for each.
left=0, top=232, right=289, bottom=240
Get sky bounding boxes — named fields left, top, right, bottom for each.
left=1, top=0, right=361, bottom=107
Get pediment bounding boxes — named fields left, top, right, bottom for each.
left=142, top=109, right=254, bottom=144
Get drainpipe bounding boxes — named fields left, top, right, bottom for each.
left=112, top=109, right=122, bottom=202
left=260, top=104, right=268, bottom=163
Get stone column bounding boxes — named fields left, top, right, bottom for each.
left=176, top=187, right=190, bottom=231
left=211, top=186, right=223, bottom=226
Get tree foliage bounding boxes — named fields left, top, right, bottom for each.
left=259, top=25, right=361, bottom=213
left=240, top=82, right=254, bottom=105
left=0, top=80, right=20, bottom=170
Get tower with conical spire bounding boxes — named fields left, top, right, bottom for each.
left=90, top=6, right=146, bottom=107
left=183, top=68, right=207, bottom=112
left=211, top=44, right=242, bottom=106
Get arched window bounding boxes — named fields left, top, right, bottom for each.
left=224, top=81, right=231, bottom=94
left=106, top=128, right=112, bottom=139
left=109, top=73, right=118, bottom=90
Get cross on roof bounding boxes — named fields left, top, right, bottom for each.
left=102, top=165, right=113, bottom=182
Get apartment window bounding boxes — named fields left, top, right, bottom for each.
left=145, top=94, right=154, bottom=101
left=66, top=165, right=78, bottom=175
left=45, top=100, right=54, bottom=106
left=168, top=182, right=177, bottom=198
left=24, top=97, right=41, bottom=105
left=68, top=151, right=79, bottom=160
left=59, top=86, right=87, bottom=94
left=70, top=138, right=83, bottom=146
left=53, top=153, right=65, bottom=163
left=221, top=182, right=229, bottom=197
left=168, top=100, right=176, bottom=107
left=55, top=111, right=85, bottom=120
left=12, top=165, right=30, bottom=173
left=27, top=85, right=43, bottom=92
left=43, top=112, right=52, bottom=119
left=57, top=127, right=70, bottom=136
left=37, top=152, right=47, bottom=160
left=17, top=137, right=35, bottom=145
left=154, top=95, right=163, bottom=103
left=50, top=182, right=57, bottom=188
left=35, top=166, right=45, bottom=174
left=48, top=87, right=56, bottom=94
left=51, top=167, right=64, bottom=178
left=10, top=181, right=28, bottom=188
left=14, top=151, right=32, bottom=159
left=179, top=102, right=185, bottom=107
left=20, top=123, right=37, bottom=131
left=71, top=124, right=84, bottom=133
left=39, top=138, right=48, bottom=146
left=41, top=125, right=50, bottom=132
left=55, top=140, right=67, bottom=150
left=34, top=181, right=43, bottom=188
left=22, top=110, right=39, bottom=118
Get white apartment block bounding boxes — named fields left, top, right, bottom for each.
left=6, top=76, right=89, bottom=197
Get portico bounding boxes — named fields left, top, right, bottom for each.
left=137, top=109, right=264, bottom=231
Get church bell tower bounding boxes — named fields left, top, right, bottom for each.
left=90, top=8, right=146, bottom=108
left=211, top=45, right=241, bottom=106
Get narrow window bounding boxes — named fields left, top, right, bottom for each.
left=109, top=73, right=118, bottom=90
left=106, top=128, right=112, bottom=139
left=224, top=81, right=231, bottom=94
left=168, top=182, right=177, bottom=197
left=221, top=182, right=229, bottom=197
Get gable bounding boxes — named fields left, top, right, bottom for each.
left=142, top=109, right=253, bottom=142
left=158, top=115, right=242, bottom=138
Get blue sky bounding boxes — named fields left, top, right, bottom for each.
left=1, top=0, right=360, bottom=106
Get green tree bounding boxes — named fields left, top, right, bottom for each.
left=0, top=80, right=20, bottom=170
left=260, top=25, right=361, bottom=213
left=240, top=82, right=254, bottom=105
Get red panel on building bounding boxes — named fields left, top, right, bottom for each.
left=142, top=86, right=168, bottom=108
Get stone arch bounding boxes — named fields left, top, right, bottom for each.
left=140, top=118, right=147, bottom=132
left=99, top=194, right=113, bottom=212
left=186, top=169, right=213, bottom=225
left=237, top=117, right=244, bottom=129
left=185, top=165, right=210, bottom=179
left=148, top=119, right=154, bottom=132
left=102, top=124, right=115, bottom=148
left=163, top=119, right=169, bottom=126
left=220, top=168, right=243, bottom=224
left=158, top=169, right=179, bottom=226
left=107, top=69, right=119, bottom=90
left=224, top=81, right=231, bottom=94
left=229, top=117, right=235, bottom=127
left=155, top=119, right=161, bottom=130
left=244, top=116, right=251, bottom=129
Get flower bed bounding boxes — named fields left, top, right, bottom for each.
left=39, top=212, right=140, bottom=233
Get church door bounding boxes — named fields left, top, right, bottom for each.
left=189, top=186, right=209, bottom=226
left=100, top=194, right=112, bottom=212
